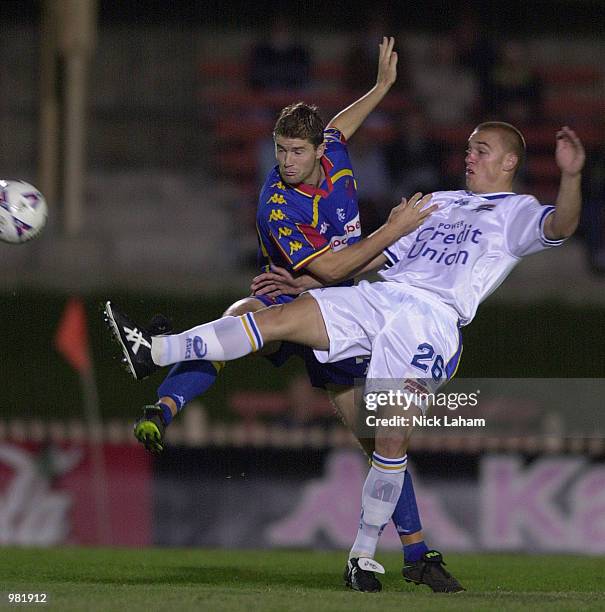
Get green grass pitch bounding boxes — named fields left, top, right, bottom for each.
left=1, top=548, right=603, bottom=611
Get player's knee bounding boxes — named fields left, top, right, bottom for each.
left=254, top=303, right=291, bottom=337
left=223, top=297, right=265, bottom=317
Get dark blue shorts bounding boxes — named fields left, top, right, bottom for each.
left=254, top=294, right=368, bottom=389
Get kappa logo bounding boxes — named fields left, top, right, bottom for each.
left=319, top=221, right=330, bottom=234
left=289, top=240, right=303, bottom=255
left=267, top=193, right=286, bottom=205
left=270, top=181, right=286, bottom=191
left=336, top=208, right=346, bottom=222
left=278, top=226, right=292, bottom=239
left=268, top=208, right=286, bottom=222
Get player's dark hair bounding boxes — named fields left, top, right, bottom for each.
left=273, top=102, right=325, bottom=147
left=473, top=121, right=526, bottom=172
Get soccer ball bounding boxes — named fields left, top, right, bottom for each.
left=0, top=179, right=48, bottom=244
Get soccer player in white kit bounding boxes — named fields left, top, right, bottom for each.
left=106, top=121, right=585, bottom=590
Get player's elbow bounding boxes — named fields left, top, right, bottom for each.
left=544, top=211, right=580, bottom=241
left=548, top=219, right=579, bottom=241
left=307, top=262, right=344, bottom=285
left=314, top=269, right=342, bottom=285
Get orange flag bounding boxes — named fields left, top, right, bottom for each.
left=55, top=298, right=91, bottom=373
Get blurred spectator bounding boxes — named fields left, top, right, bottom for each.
left=410, top=36, right=478, bottom=126
left=347, top=123, right=392, bottom=233
left=278, top=373, right=335, bottom=429
left=453, top=10, right=497, bottom=115
left=487, top=40, right=543, bottom=123
left=343, top=13, right=407, bottom=93
left=249, top=17, right=312, bottom=91
left=249, top=18, right=315, bottom=199
left=581, top=149, right=605, bottom=274
left=384, top=108, right=443, bottom=198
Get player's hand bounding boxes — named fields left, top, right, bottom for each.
left=376, top=36, right=398, bottom=90
left=555, top=126, right=585, bottom=177
left=251, top=265, right=317, bottom=298
left=386, top=192, right=437, bottom=238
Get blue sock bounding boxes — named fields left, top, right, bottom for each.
left=156, top=360, right=223, bottom=425
left=157, top=402, right=174, bottom=426
left=403, top=541, right=429, bottom=563
left=392, top=470, right=428, bottom=562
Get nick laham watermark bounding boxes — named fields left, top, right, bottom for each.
left=365, top=413, right=486, bottom=428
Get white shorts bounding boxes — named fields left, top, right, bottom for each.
left=308, top=281, right=462, bottom=395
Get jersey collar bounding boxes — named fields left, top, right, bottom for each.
left=293, top=156, right=334, bottom=198
left=466, top=191, right=515, bottom=200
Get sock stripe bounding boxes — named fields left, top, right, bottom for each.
left=212, top=360, right=225, bottom=373
left=240, top=315, right=259, bottom=351
left=373, top=452, right=407, bottom=465
left=245, top=313, right=263, bottom=350
left=372, top=452, right=407, bottom=473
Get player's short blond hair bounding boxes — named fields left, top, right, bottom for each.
left=473, top=121, right=526, bottom=172
left=273, top=102, right=325, bottom=148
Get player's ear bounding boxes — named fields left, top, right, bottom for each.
left=315, top=142, right=326, bottom=159
left=503, top=152, right=518, bottom=173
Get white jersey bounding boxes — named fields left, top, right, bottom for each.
left=379, top=190, right=566, bottom=325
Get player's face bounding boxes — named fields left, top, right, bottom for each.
left=274, top=136, right=325, bottom=186
left=465, top=130, right=516, bottom=193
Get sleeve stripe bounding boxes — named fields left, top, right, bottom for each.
left=445, top=328, right=464, bottom=379
left=539, top=206, right=566, bottom=246
left=270, top=233, right=293, bottom=264
left=256, top=224, right=269, bottom=257
left=383, top=248, right=398, bottom=266
left=292, top=243, right=331, bottom=270
left=331, top=169, right=353, bottom=183
left=312, top=195, right=321, bottom=228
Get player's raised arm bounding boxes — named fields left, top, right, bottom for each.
left=543, top=126, right=585, bottom=240
left=326, top=36, right=397, bottom=141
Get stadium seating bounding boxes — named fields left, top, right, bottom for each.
left=198, top=35, right=604, bottom=208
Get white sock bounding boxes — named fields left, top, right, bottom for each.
left=349, top=452, right=407, bottom=560
left=151, top=313, right=264, bottom=366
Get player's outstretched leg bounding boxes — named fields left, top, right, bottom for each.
left=104, top=296, right=328, bottom=378
left=103, top=299, right=257, bottom=378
